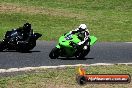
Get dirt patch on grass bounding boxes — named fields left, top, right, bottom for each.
left=0, top=3, right=87, bottom=19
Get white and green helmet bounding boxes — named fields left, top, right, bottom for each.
left=79, top=24, right=87, bottom=30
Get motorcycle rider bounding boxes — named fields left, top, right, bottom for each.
left=2, top=23, right=32, bottom=44
left=68, top=24, right=90, bottom=50
left=12, top=23, right=33, bottom=44
left=0, top=23, right=42, bottom=52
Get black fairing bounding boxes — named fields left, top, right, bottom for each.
left=5, top=30, right=19, bottom=39
left=1, top=30, right=42, bottom=52
left=32, top=33, right=42, bottom=40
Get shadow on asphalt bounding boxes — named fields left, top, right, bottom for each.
left=21, top=51, right=41, bottom=53
left=58, top=57, right=94, bottom=60
left=0, top=50, right=41, bottom=53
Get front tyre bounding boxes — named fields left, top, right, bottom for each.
left=49, top=47, right=60, bottom=59
left=0, top=41, right=6, bottom=51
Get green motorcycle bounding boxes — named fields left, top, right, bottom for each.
left=49, top=33, right=97, bottom=59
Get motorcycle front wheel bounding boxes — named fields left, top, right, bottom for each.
left=49, top=47, right=60, bottom=59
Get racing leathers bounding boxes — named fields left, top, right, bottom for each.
left=69, top=28, right=90, bottom=50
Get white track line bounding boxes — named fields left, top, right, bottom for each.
left=0, top=63, right=132, bottom=73
left=125, top=42, right=132, bottom=43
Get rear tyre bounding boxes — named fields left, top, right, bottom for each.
left=75, top=51, right=83, bottom=59
left=17, top=41, right=36, bottom=53
left=75, top=46, right=90, bottom=59
left=49, top=47, right=60, bottom=59
left=82, top=46, right=90, bottom=57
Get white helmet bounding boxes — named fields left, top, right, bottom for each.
left=79, top=24, right=87, bottom=31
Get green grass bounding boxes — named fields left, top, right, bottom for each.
left=0, top=65, right=132, bottom=88
left=0, top=13, right=80, bottom=41
left=0, top=0, right=132, bottom=41
left=1, top=0, right=132, bottom=11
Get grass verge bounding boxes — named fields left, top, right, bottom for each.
left=0, top=0, right=131, bottom=41
left=0, top=65, right=132, bottom=88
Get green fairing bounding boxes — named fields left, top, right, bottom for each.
left=90, top=36, right=97, bottom=46
left=56, top=34, right=80, bottom=56
left=56, top=45, right=60, bottom=48
left=56, top=33, right=97, bottom=57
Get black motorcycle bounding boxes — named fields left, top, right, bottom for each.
left=0, top=29, right=42, bottom=52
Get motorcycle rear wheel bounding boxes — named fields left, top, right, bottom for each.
left=17, top=41, right=36, bottom=52
left=75, top=46, right=90, bottom=59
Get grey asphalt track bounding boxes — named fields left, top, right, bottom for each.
left=0, top=41, right=132, bottom=69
